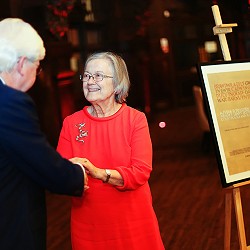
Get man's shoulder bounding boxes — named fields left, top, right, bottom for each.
left=0, top=83, right=35, bottom=121
left=0, top=82, right=31, bottom=103
left=0, top=83, right=16, bottom=106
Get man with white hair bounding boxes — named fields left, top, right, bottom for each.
left=0, top=18, right=88, bottom=250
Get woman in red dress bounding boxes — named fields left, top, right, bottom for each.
left=57, top=52, right=165, bottom=249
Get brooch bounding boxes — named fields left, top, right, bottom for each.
left=75, top=123, right=88, bottom=143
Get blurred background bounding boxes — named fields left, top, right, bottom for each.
left=1, top=0, right=249, bottom=146
left=1, top=1, right=250, bottom=249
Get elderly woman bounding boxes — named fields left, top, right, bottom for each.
left=57, top=51, right=165, bottom=249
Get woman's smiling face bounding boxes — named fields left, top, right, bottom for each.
left=83, top=58, right=115, bottom=105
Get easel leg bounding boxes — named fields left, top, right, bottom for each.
left=225, top=191, right=232, bottom=250
left=233, top=187, right=247, bottom=250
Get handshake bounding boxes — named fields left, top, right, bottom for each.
left=69, top=157, right=100, bottom=191
left=69, top=157, right=121, bottom=188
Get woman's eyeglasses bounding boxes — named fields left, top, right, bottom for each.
left=80, top=72, right=113, bottom=83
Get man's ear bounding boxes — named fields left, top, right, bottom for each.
left=16, top=56, right=26, bottom=76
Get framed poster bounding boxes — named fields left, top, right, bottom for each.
left=197, top=60, right=250, bottom=187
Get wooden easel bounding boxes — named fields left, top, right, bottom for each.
left=211, top=5, right=249, bottom=250
left=224, top=180, right=250, bottom=250
left=211, top=5, right=237, bottom=61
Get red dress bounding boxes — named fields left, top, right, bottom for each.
left=57, top=104, right=165, bottom=250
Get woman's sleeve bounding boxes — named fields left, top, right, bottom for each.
left=115, top=112, right=153, bottom=190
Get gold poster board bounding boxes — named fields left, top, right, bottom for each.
left=198, top=60, right=250, bottom=187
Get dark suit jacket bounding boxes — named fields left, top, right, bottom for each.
left=0, top=81, right=84, bottom=250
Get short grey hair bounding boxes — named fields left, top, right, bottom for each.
left=0, top=18, right=45, bottom=73
left=84, top=52, right=130, bottom=103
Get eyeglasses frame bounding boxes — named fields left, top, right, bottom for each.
left=80, top=72, right=113, bottom=83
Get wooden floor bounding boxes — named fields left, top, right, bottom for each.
left=46, top=105, right=250, bottom=250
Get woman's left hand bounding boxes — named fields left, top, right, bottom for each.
left=81, top=158, right=104, bottom=180
left=76, top=158, right=124, bottom=186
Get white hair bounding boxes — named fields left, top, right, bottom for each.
left=0, top=18, right=46, bottom=72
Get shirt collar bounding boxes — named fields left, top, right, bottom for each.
left=0, top=76, right=6, bottom=85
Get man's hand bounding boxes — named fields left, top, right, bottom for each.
left=69, top=157, right=89, bottom=191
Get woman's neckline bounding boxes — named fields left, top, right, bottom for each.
left=83, top=103, right=126, bottom=120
